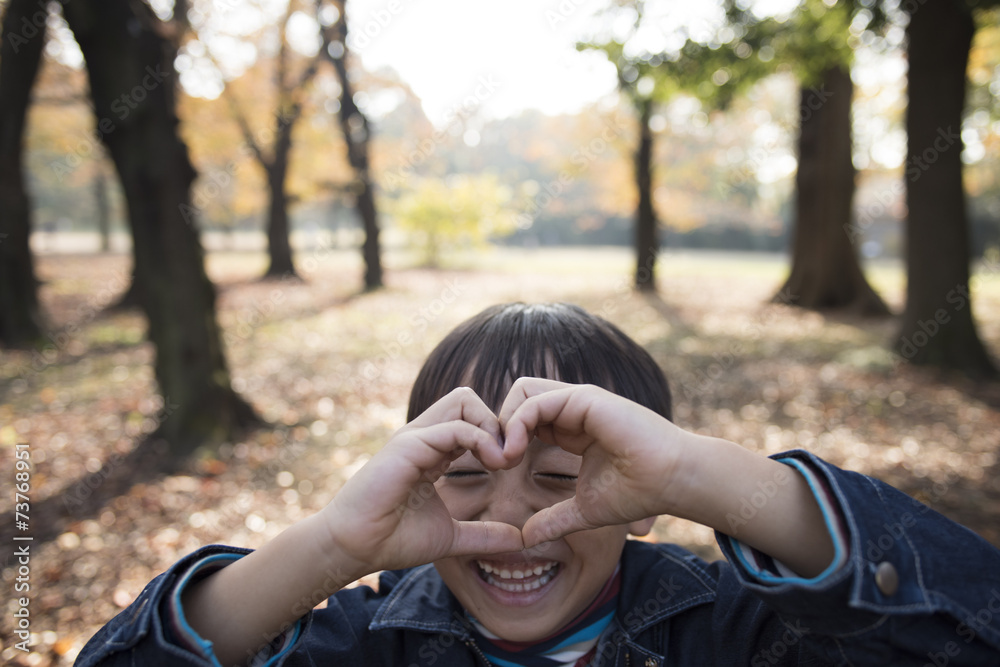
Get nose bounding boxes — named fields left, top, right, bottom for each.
left=476, top=469, right=537, bottom=529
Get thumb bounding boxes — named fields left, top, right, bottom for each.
left=449, top=520, right=524, bottom=557
left=521, top=499, right=592, bottom=548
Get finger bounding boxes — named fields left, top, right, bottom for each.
left=496, top=377, right=571, bottom=426
left=410, top=387, right=502, bottom=443
left=520, top=498, right=595, bottom=548
left=498, top=379, right=577, bottom=457
left=449, top=520, right=525, bottom=557
left=398, top=420, right=507, bottom=474
left=504, top=386, right=597, bottom=457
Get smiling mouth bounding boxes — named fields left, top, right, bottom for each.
left=475, top=560, right=559, bottom=593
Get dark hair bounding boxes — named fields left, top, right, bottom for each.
left=407, top=302, right=672, bottom=421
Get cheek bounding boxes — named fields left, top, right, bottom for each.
left=564, top=526, right=630, bottom=566
left=435, top=483, right=485, bottom=521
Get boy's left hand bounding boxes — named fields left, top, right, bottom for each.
left=498, top=377, right=686, bottom=548
left=499, top=377, right=835, bottom=578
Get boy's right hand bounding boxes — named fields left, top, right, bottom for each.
left=182, top=388, right=524, bottom=666
left=320, top=387, right=525, bottom=577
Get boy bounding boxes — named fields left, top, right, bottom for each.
left=78, top=303, right=1000, bottom=665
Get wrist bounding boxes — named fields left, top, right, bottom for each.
left=664, top=433, right=770, bottom=532
left=308, top=507, right=375, bottom=587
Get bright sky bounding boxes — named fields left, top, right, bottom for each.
left=342, top=0, right=729, bottom=126
left=47, top=0, right=798, bottom=128
left=46, top=0, right=966, bottom=170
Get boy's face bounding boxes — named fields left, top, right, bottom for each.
left=433, top=438, right=648, bottom=642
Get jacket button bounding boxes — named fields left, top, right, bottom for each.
left=875, top=561, right=899, bottom=596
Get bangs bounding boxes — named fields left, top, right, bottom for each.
left=407, top=303, right=671, bottom=421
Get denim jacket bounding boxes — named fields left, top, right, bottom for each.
left=76, top=451, right=1000, bottom=666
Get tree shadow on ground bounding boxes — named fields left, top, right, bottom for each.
left=639, top=291, right=696, bottom=336
left=0, top=430, right=248, bottom=567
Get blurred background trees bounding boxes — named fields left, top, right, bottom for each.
left=58, top=0, right=258, bottom=458
left=896, top=0, right=999, bottom=375
left=722, top=0, right=891, bottom=315
left=320, top=0, right=383, bottom=290
left=0, top=0, right=47, bottom=348
left=391, top=173, right=515, bottom=267
left=206, top=0, right=326, bottom=280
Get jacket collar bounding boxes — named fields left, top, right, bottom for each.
left=368, top=541, right=717, bottom=639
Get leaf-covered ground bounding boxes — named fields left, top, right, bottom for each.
left=2, top=247, right=1000, bottom=665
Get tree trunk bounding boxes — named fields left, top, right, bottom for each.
left=775, top=66, right=889, bottom=315
left=0, top=0, right=47, bottom=349
left=105, top=0, right=192, bottom=308
left=94, top=164, right=111, bottom=252
left=896, top=0, right=996, bottom=376
left=61, top=0, right=258, bottom=457
left=253, top=8, right=319, bottom=282
left=106, top=268, right=143, bottom=310
left=324, top=4, right=382, bottom=290
left=634, top=99, right=658, bottom=292
left=264, top=160, right=297, bottom=278
left=356, top=176, right=382, bottom=289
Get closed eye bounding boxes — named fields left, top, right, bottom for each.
left=442, top=470, right=487, bottom=479
left=539, top=473, right=577, bottom=483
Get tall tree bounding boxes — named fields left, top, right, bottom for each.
left=108, top=0, right=190, bottom=310
left=212, top=1, right=324, bottom=280
left=781, top=63, right=889, bottom=314
left=60, top=0, right=258, bottom=456
left=580, top=30, right=675, bottom=292
left=0, top=0, right=47, bottom=348
left=895, top=0, right=996, bottom=374
left=319, top=0, right=382, bottom=290
left=581, top=2, right=770, bottom=292
left=633, top=96, right=657, bottom=291
left=94, top=158, right=111, bottom=252
left=725, top=0, right=890, bottom=314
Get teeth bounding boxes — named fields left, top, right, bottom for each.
left=476, top=561, right=556, bottom=580
left=475, top=561, right=559, bottom=592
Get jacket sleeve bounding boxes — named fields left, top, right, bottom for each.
left=74, top=545, right=308, bottom=667
left=716, top=449, right=1000, bottom=665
